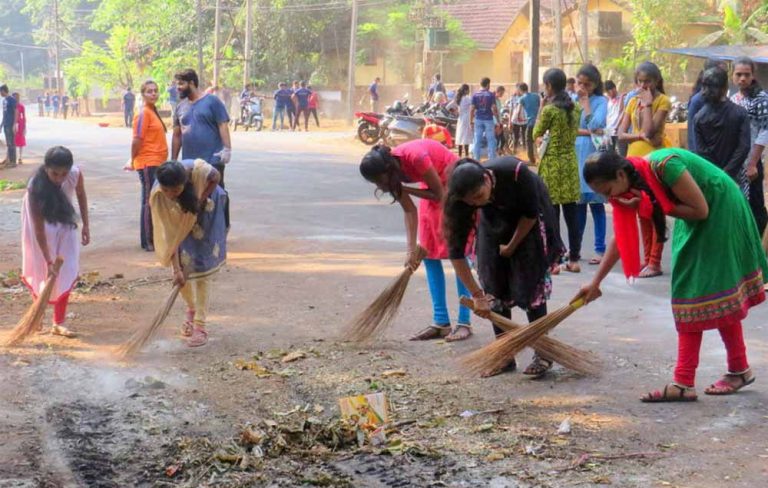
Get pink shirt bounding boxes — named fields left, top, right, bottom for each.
left=392, top=139, right=458, bottom=187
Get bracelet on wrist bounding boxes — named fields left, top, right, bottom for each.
left=471, top=289, right=485, bottom=298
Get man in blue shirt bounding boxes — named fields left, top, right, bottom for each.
left=272, top=82, right=293, bottom=131
left=172, top=69, right=232, bottom=227
left=427, top=73, right=445, bottom=102
left=0, top=85, right=18, bottom=167
left=518, top=82, right=540, bottom=164
left=292, top=81, right=313, bottom=131
left=369, top=77, right=380, bottom=112
left=122, top=88, right=136, bottom=127
left=470, top=77, right=499, bottom=160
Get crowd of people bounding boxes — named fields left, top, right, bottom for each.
left=35, top=91, right=79, bottom=120
left=360, top=56, right=768, bottom=401
left=268, top=80, right=321, bottom=131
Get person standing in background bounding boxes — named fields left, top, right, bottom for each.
left=272, top=82, right=293, bottom=131
left=168, top=82, right=179, bottom=119
left=13, top=93, right=26, bottom=165
left=308, top=85, right=320, bottom=127
left=61, top=94, right=69, bottom=120
left=518, top=83, right=540, bottom=164
left=731, top=56, right=768, bottom=236
left=292, top=81, right=312, bottom=131
left=369, top=77, right=381, bottom=113
left=687, top=58, right=728, bottom=153
left=470, top=77, right=498, bottom=161
left=122, top=88, right=136, bottom=128
left=605, top=80, right=622, bottom=151
left=0, top=85, right=18, bottom=168
left=52, top=93, right=60, bottom=119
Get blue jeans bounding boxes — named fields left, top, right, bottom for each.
left=272, top=106, right=286, bottom=129
left=472, top=119, right=497, bottom=160
left=577, top=203, right=606, bottom=255
left=423, top=259, right=471, bottom=325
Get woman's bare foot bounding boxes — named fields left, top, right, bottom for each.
left=640, top=383, right=698, bottom=402
left=638, top=265, right=663, bottom=278
left=562, top=261, right=581, bottom=273
left=51, top=324, right=77, bottom=338
left=445, top=324, right=472, bottom=342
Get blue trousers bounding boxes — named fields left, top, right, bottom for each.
left=272, top=106, right=286, bottom=129
left=577, top=203, right=606, bottom=255
left=472, top=119, right=497, bottom=160
left=423, top=259, right=471, bottom=325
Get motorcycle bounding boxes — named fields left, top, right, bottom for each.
left=383, top=102, right=458, bottom=147
left=667, top=96, right=688, bottom=123
left=233, top=96, right=264, bottom=131
left=355, top=111, right=386, bottom=145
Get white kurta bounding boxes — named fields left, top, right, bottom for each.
left=455, top=96, right=473, bottom=146
left=21, top=166, right=81, bottom=301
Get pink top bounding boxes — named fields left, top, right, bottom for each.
left=308, top=92, right=319, bottom=109
left=392, top=139, right=459, bottom=259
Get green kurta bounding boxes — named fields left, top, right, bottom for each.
left=649, top=148, right=768, bottom=332
left=532, top=104, right=581, bottom=205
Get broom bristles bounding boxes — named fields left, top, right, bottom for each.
left=344, top=246, right=428, bottom=342
left=4, top=257, right=64, bottom=347
left=116, top=284, right=181, bottom=359
left=458, top=297, right=600, bottom=375
left=462, top=299, right=587, bottom=375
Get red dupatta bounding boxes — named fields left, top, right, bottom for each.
left=610, top=156, right=677, bottom=281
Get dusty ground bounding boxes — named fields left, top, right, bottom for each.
left=0, top=115, right=767, bottom=487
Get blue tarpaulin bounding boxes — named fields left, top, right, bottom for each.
left=661, top=44, right=768, bottom=64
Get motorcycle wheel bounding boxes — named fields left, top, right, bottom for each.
left=357, top=122, right=380, bottom=145
left=255, top=119, right=263, bottom=131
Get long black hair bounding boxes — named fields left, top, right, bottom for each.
left=543, top=68, right=575, bottom=123
left=733, top=56, right=763, bottom=98
left=636, top=61, right=665, bottom=94
left=577, top=63, right=604, bottom=96
left=583, top=151, right=667, bottom=243
left=456, top=83, right=470, bottom=105
left=30, top=146, right=77, bottom=227
left=156, top=160, right=199, bottom=214
left=700, top=67, right=728, bottom=105
left=692, top=58, right=725, bottom=97
left=442, top=158, right=489, bottom=253
left=359, top=144, right=403, bottom=200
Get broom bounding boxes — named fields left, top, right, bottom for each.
left=116, top=283, right=182, bottom=359
left=343, top=245, right=429, bottom=342
left=462, top=297, right=589, bottom=375
left=458, top=297, right=600, bottom=375
left=4, top=257, right=65, bottom=347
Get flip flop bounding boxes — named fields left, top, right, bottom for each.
left=589, top=255, right=603, bottom=265
left=638, top=266, right=663, bottom=278
left=445, top=324, right=473, bottom=342
left=409, top=325, right=450, bottom=341
left=51, top=324, right=77, bottom=338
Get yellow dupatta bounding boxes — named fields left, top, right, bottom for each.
left=150, top=159, right=213, bottom=267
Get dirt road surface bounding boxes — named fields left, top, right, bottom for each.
left=1, top=115, right=767, bottom=487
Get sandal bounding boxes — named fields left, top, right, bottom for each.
left=180, top=321, right=194, bottom=337
left=641, top=383, right=698, bottom=402
left=523, top=355, right=554, bottom=378
left=638, top=266, right=663, bottom=278
left=409, top=325, right=450, bottom=341
left=589, top=255, right=603, bottom=265
left=550, top=264, right=561, bottom=275
left=187, top=326, right=208, bottom=347
left=51, top=324, right=77, bottom=338
left=561, top=262, right=581, bottom=273
left=445, top=323, right=473, bottom=342
left=480, top=359, right=517, bottom=378
left=704, top=369, right=755, bottom=395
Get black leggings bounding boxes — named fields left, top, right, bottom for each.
left=457, top=144, right=470, bottom=157
left=749, top=161, right=768, bottom=235
left=491, top=302, right=548, bottom=337
left=553, top=203, right=582, bottom=262
left=214, top=163, right=231, bottom=230
left=309, top=108, right=319, bottom=126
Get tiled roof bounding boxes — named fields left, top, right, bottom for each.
left=440, top=0, right=528, bottom=51
left=440, top=0, right=579, bottom=51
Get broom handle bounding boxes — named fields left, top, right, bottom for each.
left=49, top=256, right=64, bottom=278
left=406, top=245, right=429, bottom=275
left=459, top=296, right=524, bottom=331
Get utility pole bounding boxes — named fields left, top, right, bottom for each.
left=529, top=0, right=540, bottom=93
left=213, top=0, right=222, bottom=88
left=243, top=0, right=253, bottom=88
left=553, top=0, right=562, bottom=69
left=196, top=0, right=204, bottom=83
left=19, top=51, right=26, bottom=99
left=53, top=0, right=62, bottom=96
left=347, top=0, right=358, bottom=122
left=579, top=0, right=588, bottom=63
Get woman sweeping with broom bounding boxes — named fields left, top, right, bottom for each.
left=359, top=139, right=473, bottom=341
left=443, top=157, right=565, bottom=377
left=21, top=146, right=90, bottom=338
left=151, top=159, right=227, bottom=347
left=577, top=148, right=767, bottom=402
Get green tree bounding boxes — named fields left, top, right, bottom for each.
left=696, top=0, right=768, bottom=46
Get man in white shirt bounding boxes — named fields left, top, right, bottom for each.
left=605, top=80, right=622, bottom=151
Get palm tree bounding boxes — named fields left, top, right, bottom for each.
left=696, top=0, right=768, bottom=46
